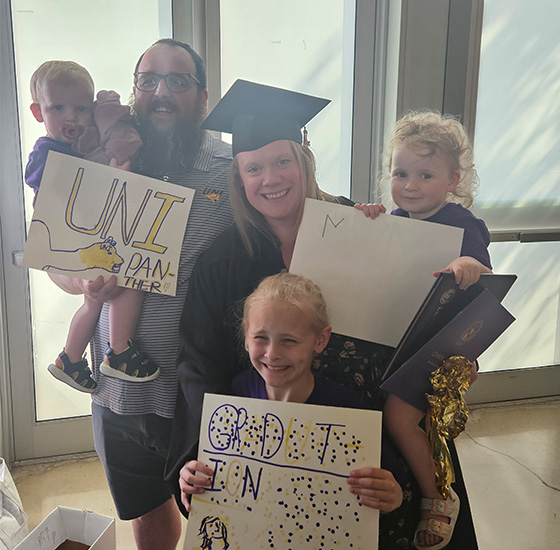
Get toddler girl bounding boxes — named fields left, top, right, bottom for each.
left=179, top=272, right=403, bottom=516
left=358, top=111, right=492, bottom=549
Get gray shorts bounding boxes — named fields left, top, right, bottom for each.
left=92, top=402, right=173, bottom=520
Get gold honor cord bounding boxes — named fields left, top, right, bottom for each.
left=426, top=356, right=472, bottom=499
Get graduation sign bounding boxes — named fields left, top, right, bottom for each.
left=185, top=394, right=382, bottom=550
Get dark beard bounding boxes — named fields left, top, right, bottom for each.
left=131, top=118, right=205, bottom=178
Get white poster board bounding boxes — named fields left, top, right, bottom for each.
left=290, top=199, right=463, bottom=347
left=23, top=151, right=194, bottom=296
left=185, top=393, right=382, bottom=550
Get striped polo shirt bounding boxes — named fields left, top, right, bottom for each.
left=91, top=132, right=233, bottom=417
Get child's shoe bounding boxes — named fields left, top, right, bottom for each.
left=100, top=339, right=159, bottom=382
left=413, top=487, right=460, bottom=550
left=47, top=350, right=97, bottom=393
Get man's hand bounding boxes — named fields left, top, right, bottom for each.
left=81, top=275, right=123, bottom=302
left=49, top=273, right=123, bottom=302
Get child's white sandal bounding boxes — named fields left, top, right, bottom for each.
left=413, top=487, right=460, bottom=550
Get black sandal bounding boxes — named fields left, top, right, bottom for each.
left=100, top=339, right=159, bottom=382
left=47, top=350, right=97, bottom=393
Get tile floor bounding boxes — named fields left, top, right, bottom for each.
left=10, top=397, right=560, bottom=550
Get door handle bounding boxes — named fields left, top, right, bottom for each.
left=12, top=251, right=24, bottom=267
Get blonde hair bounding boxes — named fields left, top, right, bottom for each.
left=385, top=111, right=478, bottom=208
left=230, top=141, right=338, bottom=257
left=243, top=272, right=329, bottom=336
left=30, top=60, right=94, bottom=104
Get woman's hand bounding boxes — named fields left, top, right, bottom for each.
left=354, top=203, right=386, bottom=219
left=347, top=466, right=403, bottom=513
left=179, top=460, right=214, bottom=513
left=433, top=256, right=492, bottom=290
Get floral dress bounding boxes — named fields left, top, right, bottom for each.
left=313, top=333, right=478, bottom=550
left=313, top=333, right=420, bottom=549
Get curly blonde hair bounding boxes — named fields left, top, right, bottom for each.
left=384, top=111, right=478, bottom=208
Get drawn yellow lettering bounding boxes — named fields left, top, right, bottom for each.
left=133, top=192, right=185, bottom=254
left=65, top=168, right=118, bottom=235
left=225, top=460, right=243, bottom=496
left=284, top=418, right=311, bottom=465
left=100, top=183, right=152, bottom=244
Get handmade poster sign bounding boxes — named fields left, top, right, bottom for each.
left=23, top=151, right=194, bottom=296
left=290, top=199, right=463, bottom=347
left=184, top=394, right=382, bottom=550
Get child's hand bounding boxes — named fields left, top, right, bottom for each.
left=354, top=203, right=386, bottom=219
left=470, top=359, right=479, bottom=385
left=347, top=467, right=403, bottom=513
left=433, top=256, right=492, bottom=290
left=179, top=460, right=214, bottom=512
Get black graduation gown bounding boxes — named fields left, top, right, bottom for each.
left=165, top=224, right=478, bottom=550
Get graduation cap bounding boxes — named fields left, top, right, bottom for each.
left=201, top=79, right=330, bottom=156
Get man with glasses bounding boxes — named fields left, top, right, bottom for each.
left=51, top=39, right=232, bottom=550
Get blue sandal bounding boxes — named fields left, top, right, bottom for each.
left=47, top=350, right=97, bottom=393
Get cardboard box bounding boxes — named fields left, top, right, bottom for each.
left=14, top=507, right=115, bottom=550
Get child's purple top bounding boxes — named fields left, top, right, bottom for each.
left=231, top=368, right=367, bottom=409
left=392, top=203, right=492, bottom=269
left=25, top=137, right=82, bottom=195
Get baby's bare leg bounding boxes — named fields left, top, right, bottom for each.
left=62, top=296, right=104, bottom=363
left=109, top=288, right=144, bottom=353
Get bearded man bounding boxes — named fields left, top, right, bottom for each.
left=51, top=39, right=233, bottom=550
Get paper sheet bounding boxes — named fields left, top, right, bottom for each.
left=184, top=394, right=382, bottom=550
left=290, top=199, right=463, bottom=346
left=23, top=151, right=194, bottom=296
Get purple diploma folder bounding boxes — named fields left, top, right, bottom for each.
left=380, top=288, right=515, bottom=411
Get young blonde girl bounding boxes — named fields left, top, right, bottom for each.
left=357, top=111, right=492, bottom=549
left=179, top=272, right=403, bottom=516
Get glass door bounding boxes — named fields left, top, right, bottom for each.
left=4, top=0, right=165, bottom=460
left=219, top=0, right=357, bottom=198
left=470, top=0, right=560, bottom=401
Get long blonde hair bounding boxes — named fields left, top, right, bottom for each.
left=385, top=111, right=479, bottom=208
left=230, top=141, right=338, bottom=256
left=243, top=272, right=330, bottom=336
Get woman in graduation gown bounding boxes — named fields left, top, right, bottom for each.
left=166, top=80, right=478, bottom=550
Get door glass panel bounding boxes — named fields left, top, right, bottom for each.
left=473, top=0, right=560, bottom=231
left=478, top=241, right=560, bottom=372
left=11, top=0, right=162, bottom=420
left=219, top=0, right=356, bottom=197
left=473, top=0, right=560, bottom=372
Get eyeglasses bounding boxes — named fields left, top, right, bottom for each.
left=134, top=72, right=202, bottom=93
